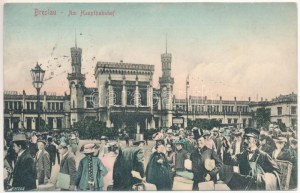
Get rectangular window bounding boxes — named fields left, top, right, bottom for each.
left=228, top=118, right=232, bottom=124
left=27, top=102, right=30, bottom=110
left=277, top=107, right=282, bottom=115
left=291, top=119, right=297, bottom=127
left=234, top=119, right=238, bottom=124
left=26, top=117, right=32, bottom=130
left=48, top=102, right=51, bottom=110
left=57, top=118, right=62, bottom=129
left=140, top=89, right=147, bottom=106
left=60, top=103, right=64, bottom=110
left=56, top=102, right=59, bottom=110
left=114, top=88, right=122, bottom=106
left=48, top=117, right=54, bottom=129
left=291, top=106, right=297, bottom=114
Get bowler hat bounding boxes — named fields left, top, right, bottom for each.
left=219, top=128, right=225, bottom=133
left=166, top=129, right=173, bottom=134
left=244, top=128, right=260, bottom=138
left=12, top=133, right=27, bottom=142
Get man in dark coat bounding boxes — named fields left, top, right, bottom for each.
left=58, top=142, right=77, bottom=190
left=11, top=133, right=37, bottom=191
left=223, top=128, right=281, bottom=190
left=113, top=140, right=145, bottom=190
left=45, top=137, right=57, bottom=173
left=190, top=136, right=223, bottom=190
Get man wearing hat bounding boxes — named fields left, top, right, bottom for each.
left=211, top=128, right=223, bottom=156
left=223, top=128, right=281, bottom=190
left=98, top=136, right=109, bottom=158
left=11, top=133, right=37, bottom=191
left=173, top=139, right=189, bottom=172
left=185, top=132, right=197, bottom=153
left=45, top=137, right=57, bottom=173
left=76, top=143, right=108, bottom=191
left=35, top=139, right=51, bottom=185
left=231, top=130, right=245, bottom=156
left=190, top=135, right=223, bottom=190
left=113, top=137, right=145, bottom=190
left=192, top=127, right=204, bottom=141
left=57, top=142, right=77, bottom=190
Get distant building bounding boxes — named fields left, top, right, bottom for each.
left=3, top=41, right=297, bottom=132
left=249, top=93, right=297, bottom=128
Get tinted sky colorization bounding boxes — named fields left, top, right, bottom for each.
left=4, top=3, right=297, bottom=100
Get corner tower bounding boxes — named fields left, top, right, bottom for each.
left=159, top=36, right=174, bottom=128
left=67, top=33, right=86, bottom=126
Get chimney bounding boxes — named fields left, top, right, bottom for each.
left=261, top=97, right=263, bottom=101
left=234, top=97, right=236, bottom=101
left=249, top=97, right=251, bottom=102
left=220, top=96, right=222, bottom=100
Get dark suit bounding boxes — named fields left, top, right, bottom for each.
left=190, top=146, right=223, bottom=190
left=12, top=149, right=37, bottom=191
left=59, top=152, right=77, bottom=188
left=223, top=148, right=281, bottom=190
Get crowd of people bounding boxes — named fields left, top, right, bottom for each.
left=3, top=124, right=298, bottom=191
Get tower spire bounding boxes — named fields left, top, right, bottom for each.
left=75, top=29, right=77, bottom=48
left=165, top=33, right=168, bottom=54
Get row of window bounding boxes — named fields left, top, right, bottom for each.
left=85, top=89, right=148, bottom=108
left=277, top=106, right=297, bottom=115
left=4, top=101, right=64, bottom=111
left=175, top=105, right=249, bottom=113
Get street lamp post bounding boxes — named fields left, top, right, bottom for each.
left=31, top=62, right=45, bottom=132
left=9, top=109, right=14, bottom=130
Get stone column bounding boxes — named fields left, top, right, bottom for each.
left=135, top=76, right=139, bottom=107
left=32, top=117, right=36, bottom=130
left=122, top=85, right=126, bottom=107
left=136, top=122, right=140, bottom=134
left=108, top=85, right=114, bottom=107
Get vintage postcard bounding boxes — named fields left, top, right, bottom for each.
left=2, top=1, right=298, bottom=191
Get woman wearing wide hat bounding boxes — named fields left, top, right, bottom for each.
left=11, top=133, right=37, bottom=191
left=76, top=143, right=108, bottom=191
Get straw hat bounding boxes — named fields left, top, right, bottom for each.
left=12, top=133, right=27, bottom=142
left=80, top=143, right=99, bottom=154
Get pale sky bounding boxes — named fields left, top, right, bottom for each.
left=3, top=3, right=297, bottom=101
